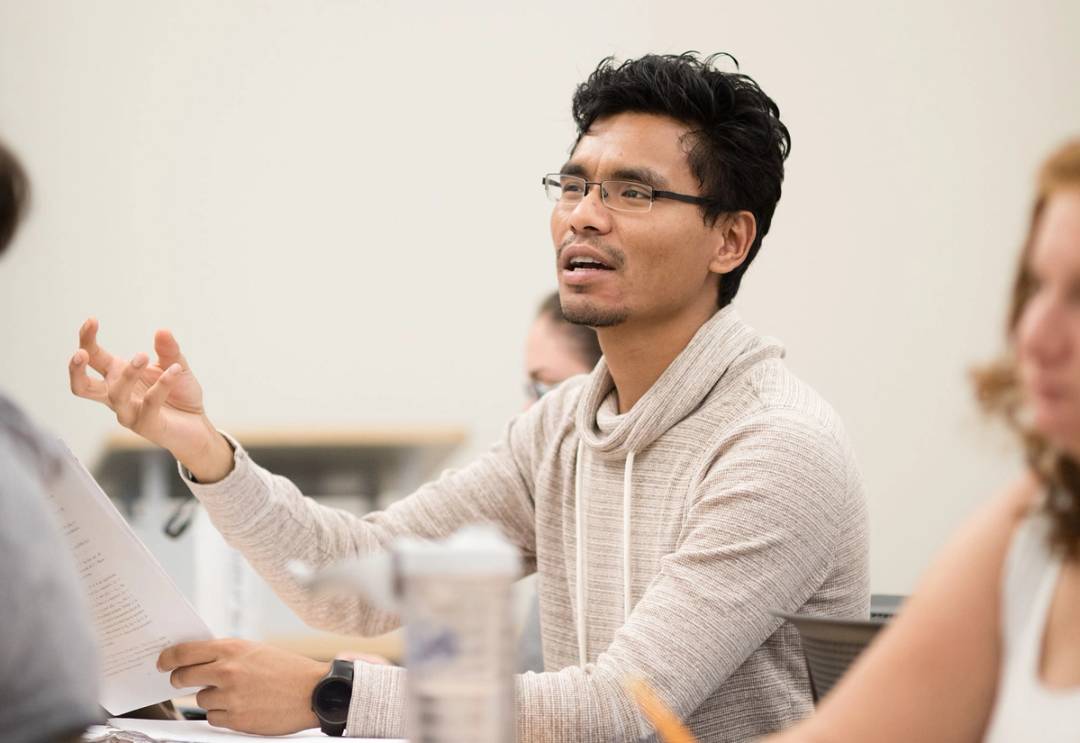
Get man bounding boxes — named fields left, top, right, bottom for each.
left=1, top=140, right=102, bottom=742
left=69, top=53, right=868, bottom=741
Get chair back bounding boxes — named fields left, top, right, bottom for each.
left=774, top=612, right=887, bottom=702
left=870, top=593, right=905, bottom=620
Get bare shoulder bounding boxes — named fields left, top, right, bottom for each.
left=975, top=471, right=1042, bottom=544
left=925, top=471, right=1041, bottom=589
left=1000, top=471, right=1042, bottom=513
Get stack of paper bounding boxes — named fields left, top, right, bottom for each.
left=48, top=442, right=214, bottom=714
left=87, top=719, right=405, bottom=741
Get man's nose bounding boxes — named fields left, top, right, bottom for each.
left=568, top=185, right=612, bottom=234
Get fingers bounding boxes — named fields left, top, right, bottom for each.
left=158, top=639, right=228, bottom=672
left=206, top=710, right=231, bottom=729
left=109, top=353, right=148, bottom=427
left=69, top=349, right=108, bottom=402
left=137, top=363, right=165, bottom=388
left=171, top=661, right=222, bottom=690
left=196, top=686, right=227, bottom=711
left=70, top=320, right=180, bottom=422
left=78, top=317, right=115, bottom=374
left=141, top=363, right=181, bottom=413
left=154, top=328, right=191, bottom=371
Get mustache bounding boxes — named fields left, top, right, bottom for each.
left=556, top=235, right=626, bottom=269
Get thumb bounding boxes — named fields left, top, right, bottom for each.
left=154, top=329, right=191, bottom=371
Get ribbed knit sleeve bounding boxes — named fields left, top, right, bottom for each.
left=345, top=662, right=407, bottom=738
left=182, top=412, right=542, bottom=638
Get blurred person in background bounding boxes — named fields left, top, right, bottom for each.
left=768, top=139, right=1080, bottom=743
left=0, top=140, right=101, bottom=741
left=525, top=291, right=603, bottom=406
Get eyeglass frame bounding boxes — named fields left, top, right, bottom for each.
left=525, top=379, right=557, bottom=402
left=541, top=173, right=711, bottom=212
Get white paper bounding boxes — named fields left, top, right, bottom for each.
left=47, top=442, right=214, bottom=714
left=94, top=719, right=405, bottom=741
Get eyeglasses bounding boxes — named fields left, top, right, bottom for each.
left=525, top=379, right=556, bottom=402
left=542, top=173, right=709, bottom=213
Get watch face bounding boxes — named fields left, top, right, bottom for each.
left=316, top=678, right=351, bottom=724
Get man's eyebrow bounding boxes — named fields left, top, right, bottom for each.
left=558, top=163, right=671, bottom=189
left=610, top=166, right=670, bottom=189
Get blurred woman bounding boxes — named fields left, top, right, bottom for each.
left=769, top=140, right=1080, bottom=742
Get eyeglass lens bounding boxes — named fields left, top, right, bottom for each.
left=544, top=174, right=654, bottom=212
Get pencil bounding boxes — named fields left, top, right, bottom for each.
left=624, top=676, right=698, bottom=743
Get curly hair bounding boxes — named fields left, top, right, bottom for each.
left=974, top=139, right=1080, bottom=556
left=0, top=138, right=29, bottom=256
left=570, top=52, right=791, bottom=308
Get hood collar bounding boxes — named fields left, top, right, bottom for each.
left=574, top=306, right=784, bottom=459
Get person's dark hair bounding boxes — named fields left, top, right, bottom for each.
left=538, top=292, right=602, bottom=367
left=974, top=139, right=1080, bottom=557
left=571, top=52, right=790, bottom=308
left=0, top=138, right=29, bottom=257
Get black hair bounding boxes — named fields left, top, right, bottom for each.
left=538, top=292, right=603, bottom=367
left=0, top=138, right=29, bottom=256
left=571, top=52, right=791, bottom=307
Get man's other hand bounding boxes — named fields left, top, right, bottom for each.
left=158, top=638, right=329, bottom=735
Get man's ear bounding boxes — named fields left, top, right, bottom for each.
left=707, top=211, right=757, bottom=275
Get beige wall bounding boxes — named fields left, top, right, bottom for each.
left=1, top=0, right=1078, bottom=593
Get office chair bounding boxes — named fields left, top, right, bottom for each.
left=773, top=611, right=888, bottom=702
left=870, top=593, right=905, bottom=620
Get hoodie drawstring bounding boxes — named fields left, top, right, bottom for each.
left=574, top=440, right=588, bottom=667
left=574, top=442, right=636, bottom=667
left=622, top=450, right=635, bottom=623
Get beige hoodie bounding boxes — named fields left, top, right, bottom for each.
left=185, top=306, right=869, bottom=742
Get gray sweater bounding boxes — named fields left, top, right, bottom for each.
left=186, top=307, right=869, bottom=742
left=0, top=395, right=101, bottom=743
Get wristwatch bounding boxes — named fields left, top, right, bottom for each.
left=311, top=659, right=354, bottom=737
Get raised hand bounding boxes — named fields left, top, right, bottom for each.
left=68, top=318, right=234, bottom=482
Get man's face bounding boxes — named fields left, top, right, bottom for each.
left=550, top=112, right=724, bottom=328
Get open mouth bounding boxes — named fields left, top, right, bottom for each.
left=565, top=256, right=614, bottom=271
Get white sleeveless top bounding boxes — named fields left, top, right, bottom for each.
left=983, top=510, right=1080, bottom=742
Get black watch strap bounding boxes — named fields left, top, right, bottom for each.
left=311, top=658, right=354, bottom=737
